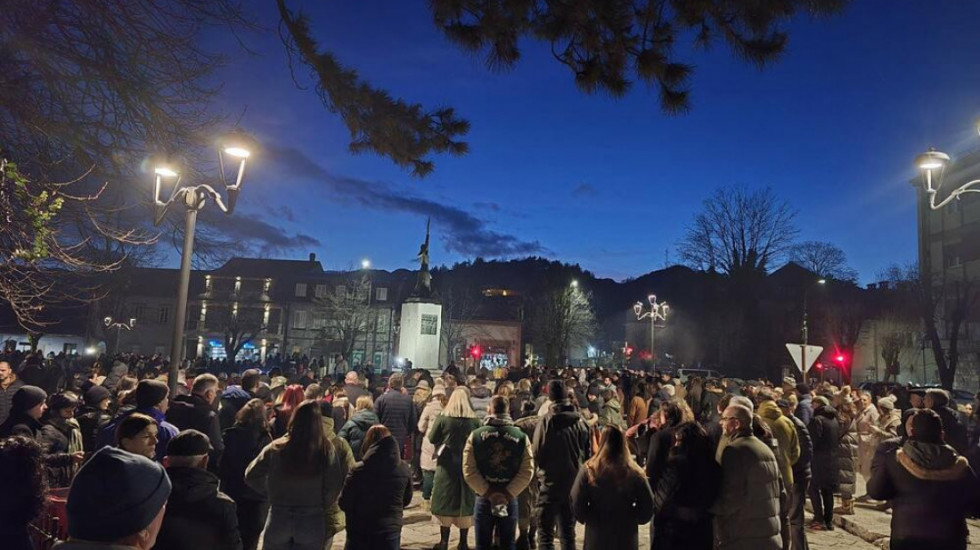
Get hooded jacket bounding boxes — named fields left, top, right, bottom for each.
left=531, top=401, right=591, bottom=510
left=598, top=398, right=626, bottom=431
left=219, top=423, right=272, bottom=503
left=154, top=466, right=242, bottom=550
left=868, top=440, right=980, bottom=548
left=218, top=386, right=254, bottom=432
left=794, top=394, right=813, bottom=427
left=338, top=409, right=380, bottom=461
left=469, top=385, right=492, bottom=420
left=711, top=432, right=782, bottom=550
left=339, top=435, right=413, bottom=541
left=808, top=405, right=839, bottom=489
left=757, top=400, right=800, bottom=486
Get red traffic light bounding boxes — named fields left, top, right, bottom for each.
left=835, top=354, right=845, bottom=364
left=470, top=346, right=482, bottom=358
left=625, top=346, right=634, bottom=356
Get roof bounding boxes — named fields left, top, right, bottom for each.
left=212, top=257, right=325, bottom=279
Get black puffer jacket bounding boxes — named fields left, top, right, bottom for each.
left=531, top=401, right=591, bottom=510
left=650, top=427, right=719, bottom=550
left=154, top=466, right=242, bottom=550
left=167, top=393, right=225, bottom=460
left=219, top=425, right=272, bottom=503
left=339, top=435, right=413, bottom=544
left=76, top=405, right=112, bottom=453
left=787, top=414, right=812, bottom=481
left=338, top=409, right=380, bottom=461
left=933, top=405, right=969, bottom=455
left=0, top=378, right=25, bottom=425
left=868, top=441, right=980, bottom=549
left=808, top=406, right=839, bottom=489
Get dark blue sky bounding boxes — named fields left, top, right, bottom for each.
left=200, top=2, right=980, bottom=282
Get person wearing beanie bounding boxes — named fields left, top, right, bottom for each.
left=56, top=446, right=171, bottom=550
left=868, top=408, right=980, bottom=550
left=38, top=392, right=84, bottom=488
left=531, top=380, right=590, bottom=550
left=77, top=385, right=114, bottom=453
left=0, top=385, right=49, bottom=439
left=96, top=379, right=179, bottom=461
left=0, top=359, right=25, bottom=426
left=154, top=430, right=241, bottom=550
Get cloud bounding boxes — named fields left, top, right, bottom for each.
left=572, top=183, right=598, bottom=197
left=473, top=202, right=501, bottom=212
left=263, top=204, right=296, bottom=223
left=263, top=146, right=547, bottom=258
left=203, top=212, right=322, bottom=256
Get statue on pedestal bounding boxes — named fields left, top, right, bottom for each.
left=413, top=218, right=435, bottom=299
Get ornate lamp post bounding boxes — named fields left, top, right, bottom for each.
left=152, top=132, right=255, bottom=395
left=104, top=316, right=136, bottom=356
left=633, top=294, right=669, bottom=369
left=914, top=124, right=980, bottom=210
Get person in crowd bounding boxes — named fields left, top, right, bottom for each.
left=115, top=412, right=159, bottom=461
left=853, top=390, right=880, bottom=500
left=98, top=379, right=178, bottom=461
left=428, top=387, right=483, bottom=550
left=868, top=408, right=980, bottom=550
left=872, top=395, right=901, bottom=441
left=155, top=430, right=241, bottom=550
left=0, top=359, right=25, bottom=425
left=38, top=392, right=84, bottom=487
left=168, top=373, right=225, bottom=467
left=532, top=380, right=591, bottom=550
left=835, top=397, right=859, bottom=516
left=419, top=385, right=448, bottom=511
left=711, top=404, right=782, bottom=550
left=272, top=384, right=305, bottom=438
left=649, top=421, right=719, bottom=550
left=596, top=388, right=626, bottom=430
left=778, top=398, right=812, bottom=550
left=0, top=385, right=49, bottom=438
left=794, top=384, right=813, bottom=426
left=413, top=380, right=433, bottom=482
left=468, top=376, right=493, bottom=421
left=219, top=368, right=262, bottom=431
left=757, top=392, right=801, bottom=490
left=570, top=425, right=653, bottom=550
left=376, top=373, right=418, bottom=460
left=245, top=400, right=349, bottom=550
left=76, top=385, right=113, bottom=453
left=807, top=396, right=839, bottom=530
left=342, top=371, right=370, bottom=410
left=924, top=388, right=969, bottom=454
left=514, top=400, right=541, bottom=550
left=59, top=446, right=172, bottom=550
left=339, top=395, right=380, bottom=461
left=626, top=380, right=648, bottom=429
left=463, top=396, right=535, bottom=550
left=340, top=425, right=414, bottom=550
left=220, top=398, right=273, bottom=550
left=714, top=396, right=754, bottom=463
left=510, top=379, right=534, bottom=420
left=0, top=436, right=47, bottom=550
left=318, top=401, right=356, bottom=545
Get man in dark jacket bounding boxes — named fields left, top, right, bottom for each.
left=0, top=359, right=24, bottom=426
left=374, top=373, right=417, bottom=460
left=924, top=388, right=969, bottom=454
left=711, top=404, right=782, bottom=550
left=531, top=380, right=591, bottom=550
left=807, top=396, right=839, bottom=531
left=76, top=385, right=113, bottom=453
left=155, top=430, right=241, bottom=550
left=167, top=373, right=225, bottom=468
left=780, top=399, right=813, bottom=550
left=868, top=408, right=980, bottom=550
left=218, top=369, right=261, bottom=431
left=338, top=432, right=414, bottom=548
left=794, top=385, right=813, bottom=427
left=342, top=371, right=369, bottom=408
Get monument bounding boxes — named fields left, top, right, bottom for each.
left=397, top=219, right=443, bottom=373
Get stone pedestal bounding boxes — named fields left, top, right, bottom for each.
left=397, top=298, right=442, bottom=372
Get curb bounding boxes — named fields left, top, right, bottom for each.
left=804, top=502, right=890, bottom=547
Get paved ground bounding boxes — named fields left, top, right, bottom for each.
left=330, top=492, right=880, bottom=550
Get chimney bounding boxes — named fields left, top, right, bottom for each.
left=309, top=253, right=316, bottom=263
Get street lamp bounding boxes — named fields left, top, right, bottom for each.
left=915, top=126, right=980, bottom=209
left=633, top=294, right=669, bottom=370
left=361, top=258, right=371, bottom=269
left=152, top=131, right=255, bottom=396
left=800, top=278, right=826, bottom=375
left=570, top=279, right=579, bottom=288
left=104, top=316, right=136, bottom=356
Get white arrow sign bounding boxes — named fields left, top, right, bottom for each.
left=785, top=343, right=824, bottom=374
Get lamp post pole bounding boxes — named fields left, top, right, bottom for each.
left=169, top=192, right=203, bottom=392
left=801, top=279, right=826, bottom=380
left=634, top=295, right=669, bottom=372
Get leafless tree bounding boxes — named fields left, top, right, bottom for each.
left=679, top=186, right=799, bottom=277
left=790, top=241, right=858, bottom=282
left=439, top=281, right=481, bottom=364
left=314, top=273, right=374, bottom=360
left=531, top=285, right=597, bottom=366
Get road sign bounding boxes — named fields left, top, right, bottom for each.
left=785, top=343, right=824, bottom=374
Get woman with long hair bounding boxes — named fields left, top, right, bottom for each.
left=427, top=388, right=482, bottom=550
left=0, top=436, right=48, bottom=550
left=650, top=422, right=719, bottom=550
left=220, top=398, right=273, bottom=550
left=339, top=425, right=414, bottom=550
left=570, top=425, right=654, bottom=549
left=246, top=400, right=349, bottom=550
left=272, top=385, right=305, bottom=438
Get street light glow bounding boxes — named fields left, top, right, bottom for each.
left=915, top=149, right=949, bottom=171
left=154, top=166, right=178, bottom=178
left=361, top=258, right=371, bottom=269
left=570, top=280, right=579, bottom=288
left=817, top=279, right=826, bottom=285
left=224, top=146, right=251, bottom=159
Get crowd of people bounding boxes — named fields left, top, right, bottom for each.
left=1, top=351, right=979, bottom=550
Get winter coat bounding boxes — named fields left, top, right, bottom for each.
left=837, top=417, right=859, bottom=497
left=711, top=433, right=782, bottom=550
left=375, top=389, right=417, bottom=451
left=0, top=412, right=76, bottom=488
left=338, top=409, right=379, bottom=461
left=462, top=415, right=535, bottom=499
left=646, top=425, right=679, bottom=481
left=794, top=394, right=813, bottom=427
left=97, top=407, right=178, bottom=462
left=218, top=386, right=254, bottom=432
left=339, top=435, right=413, bottom=546
left=154, top=466, right=242, bottom=550
left=571, top=465, right=654, bottom=550
left=934, top=405, right=969, bottom=455
left=417, top=400, right=443, bottom=471
left=868, top=441, right=980, bottom=550
left=219, top=424, right=273, bottom=503
left=102, top=360, right=129, bottom=392
left=855, top=405, right=880, bottom=480
left=509, top=390, right=533, bottom=420
left=757, top=401, right=800, bottom=486
left=75, top=405, right=112, bottom=454
left=321, top=415, right=355, bottom=539
left=469, top=386, right=492, bottom=420
left=167, top=393, right=225, bottom=462
left=37, top=414, right=83, bottom=488
left=531, top=402, right=592, bottom=512
left=0, top=378, right=25, bottom=425
left=627, top=395, right=648, bottom=429
left=428, top=414, right=482, bottom=517
left=598, top=398, right=627, bottom=430
left=650, top=426, right=720, bottom=550
left=787, top=414, right=812, bottom=481
left=808, top=406, right=840, bottom=489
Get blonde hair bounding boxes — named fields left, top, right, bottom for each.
left=584, top=425, right=645, bottom=484
left=442, top=388, right=476, bottom=419
left=355, top=395, right=373, bottom=411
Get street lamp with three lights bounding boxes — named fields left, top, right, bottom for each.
left=915, top=122, right=980, bottom=210
left=633, top=294, right=669, bottom=370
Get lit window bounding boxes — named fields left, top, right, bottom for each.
left=376, top=287, right=388, bottom=301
